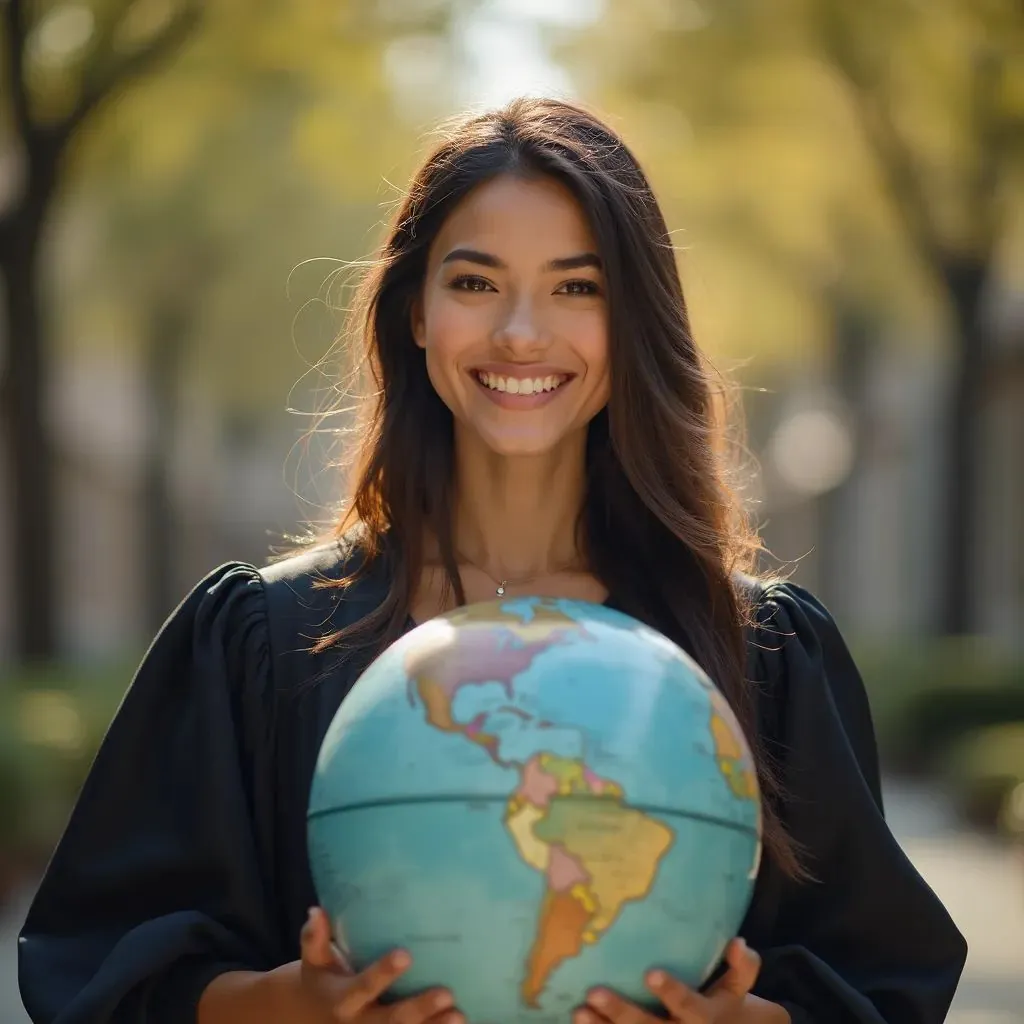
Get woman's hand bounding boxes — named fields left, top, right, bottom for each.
left=296, top=907, right=463, bottom=1023
left=575, top=939, right=790, bottom=1024
left=199, top=907, right=463, bottom=1024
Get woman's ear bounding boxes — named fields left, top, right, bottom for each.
left=411, top=295, right=426, bottom=349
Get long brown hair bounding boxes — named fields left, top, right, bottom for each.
left=312, top=97, right=800, bottom=878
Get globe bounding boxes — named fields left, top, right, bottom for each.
left=307, top=597, right=762, bottom=1024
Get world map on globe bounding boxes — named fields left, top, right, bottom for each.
left=400, top=600, right=758, bottom=1006
left=308, top=595, right=762, bottom=1023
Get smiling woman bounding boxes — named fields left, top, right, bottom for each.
left=17, top=97, right=966, bottom=1024
left=413, top=175, right=610, bottom=457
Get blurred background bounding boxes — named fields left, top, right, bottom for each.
left=0, top=0, right=1022, bottom=1020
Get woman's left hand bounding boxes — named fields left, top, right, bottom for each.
left=575, top=939, right=790, bottom=1024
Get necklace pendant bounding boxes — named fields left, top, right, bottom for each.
left=496, top=582, right=506, bottom=596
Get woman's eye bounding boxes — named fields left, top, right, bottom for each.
left=449, top=275, right=494, bottom=292
left=557, top=279, right=601, bottom=296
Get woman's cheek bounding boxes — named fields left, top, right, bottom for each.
left=428, top=298, right=487, bottom=356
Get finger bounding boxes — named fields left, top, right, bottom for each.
left=331, top=920, right=355, bottom=976
left=300, top=907, right=339, bottom=970
left=331, top=945, right=354, bottom=976
left=584, top=987, right=655, bottom=1024
left=386, top=986, right=457, bottom=1024
left=334, top=949, right=412, bottom=1018
left=644, top=970, right=706, bottom=1024
left=706, top=939, right=761, bottom=999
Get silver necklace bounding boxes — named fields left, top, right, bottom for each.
left=457, top=554, right=583, bottom=597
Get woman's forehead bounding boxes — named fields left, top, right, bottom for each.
left=433, top=174, right=598, bottom=258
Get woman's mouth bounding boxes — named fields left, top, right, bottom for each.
left=468, top=367, right=576, bottom=410
left=473, top=370, right=571, bottom=395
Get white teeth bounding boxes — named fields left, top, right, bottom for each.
left=476, top=371, right=567, bottom=395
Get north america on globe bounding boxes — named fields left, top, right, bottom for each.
left=403, top=599, right=755, bottom=1006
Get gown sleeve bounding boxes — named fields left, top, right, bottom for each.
left=18, top=564, right=285, bottom=1023
left=748, top=582, right=967, bottom=1023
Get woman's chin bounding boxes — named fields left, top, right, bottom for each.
left=472, top=424, right=577, bottom=460
left=483, top=437, right=563, bottom=459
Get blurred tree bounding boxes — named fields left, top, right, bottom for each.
left=64, top=1, right=436, bottom=630
left=563, top=0, right=1024, bottom=633
left=1, top=1, right=458, bottom=651
left=0, top=0, right=202, bottom=661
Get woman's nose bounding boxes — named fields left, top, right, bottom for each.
left=493, top=295, right=547, bottom=355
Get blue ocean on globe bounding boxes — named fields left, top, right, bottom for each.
left=308, top=597, right=762, bottom=1024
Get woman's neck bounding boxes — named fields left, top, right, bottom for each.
left=450, top=428, right=588, bottom=580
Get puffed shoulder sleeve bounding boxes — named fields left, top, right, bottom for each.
left=748, top=583, right=967, bottom=1024
left=18, top=564, right=284, bottom=1023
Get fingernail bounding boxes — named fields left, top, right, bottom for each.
left=391, top=950, right=411, bottom=970
left=306, top=907, right=316, bottom=922
left=647, top=970, right=667, bottom=989
left=588, top=989, right=609, bottom=1008
left=434, top=991, right=453, bottom=1011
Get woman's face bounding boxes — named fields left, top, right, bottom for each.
left=413, top=174, right=611, bottom=458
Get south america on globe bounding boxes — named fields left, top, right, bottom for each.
left=308, top=597, right=762, bottom=1024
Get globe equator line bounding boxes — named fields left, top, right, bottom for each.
left=307, top=794, right=759, bottom=837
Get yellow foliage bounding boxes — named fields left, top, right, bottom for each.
left=560, top=0, right=1024, bottom=366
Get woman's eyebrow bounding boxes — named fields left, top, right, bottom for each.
left=442, top=248, right=504, bottom=268
left=546, top=253, right=602, bottom=272
left=440, top=249, right=602, bottom=272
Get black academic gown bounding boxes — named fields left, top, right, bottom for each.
left=17, top=543, right=967, bottom=1023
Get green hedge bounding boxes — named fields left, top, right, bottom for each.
left=851, top=637, right=1024, bottom=774
left=0, top=659, right=136, bottom=868
left=939, top=723, right=1024, bottom=837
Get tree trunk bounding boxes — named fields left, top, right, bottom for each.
left=140, top=305, right=187, bottom=633
left=817, top=298, right=873, bottom=621
left=0, top=202, right=57, bottom=662
left=941, top=258, right=988, bottom=636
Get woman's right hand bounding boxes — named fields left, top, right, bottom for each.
left=299, top=907, right=463, bottom=1023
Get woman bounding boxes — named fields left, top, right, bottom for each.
left=19, top=97, right=965, bottom=1024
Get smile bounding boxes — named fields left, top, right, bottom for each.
left=474, top=371, right=570, bottom=395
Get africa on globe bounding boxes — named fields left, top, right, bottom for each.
left=307, top=597, right=762, bottom=1024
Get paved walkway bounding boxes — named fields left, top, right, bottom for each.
left=1, top=779, right=1021, bottom=1022
left=882, top=780, right=1024, bottom=1023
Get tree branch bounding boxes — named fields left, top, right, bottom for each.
left=813, top=6, right=949, bottom=278
left=57, top=2, right=202, bottom=144
left=2, top=0, right=33, bottom=141
left=966, top=46, right=1004, bottom=261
